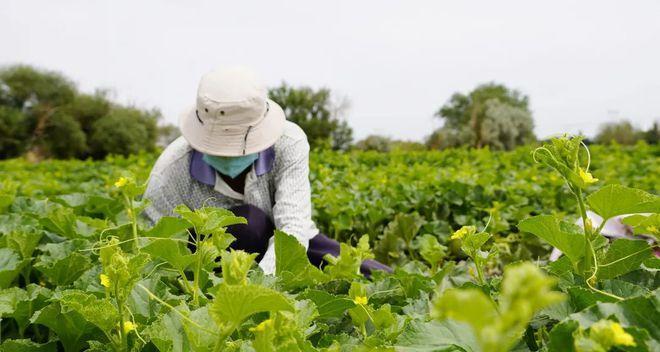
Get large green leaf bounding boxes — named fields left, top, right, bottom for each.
left=0, top=284, right=51, bottom=334
left=34, top=239, right=93, bottom=285
left=39, top=206, right=79, bottom=239
left=181, top=306, right=219, bottom=352
left=31, top=302, right=96, bottom=352
left=567, top=293, right=660, bottom=341
left=0, top=248, right=27, bottom=288
left=518, top=215, right=586, bottom=264
left=395, top=320, right=479, bottom=352
left=0, top=339, right=58, bottom=352
left=5, top=227, right=43, bottom=259
left=143, top=306, right=188, bottom=352
left=274, top=230, right=327, bottom=289
left=586, top=185, right=660, bottom=221
left=209, top=284, right=293, bottom=327
left=596, top=239, right=652, bottom=280
left=299, top=290, right=355, bottom=319
left=547, top=319, right=579, bottom=352
left=143, top=216, right=192, bottom=238
left=57, top=290, right=120, bottom=332
left=141, top=238, right=195, bottom=272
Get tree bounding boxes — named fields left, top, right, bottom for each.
left=594, top=120, right=643, bottom=145
left=354, top=135, right=393, bottom=152
left=431, top=83, right=535, bottom=150
left=0, top=106, right=28, bottom=158
left=642, top=121, right=659, bottom=145
left=268, top=83, right=353, bottom=150
left=42, top=111, right=87, bottom=158
left=0, top=65, right=77, bottom=159
left=0, top=64, right=175, bottom=160
left=89, top=107, right=159, bottom=158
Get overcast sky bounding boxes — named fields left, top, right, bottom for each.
left=2, top=0, right=659, bottom=141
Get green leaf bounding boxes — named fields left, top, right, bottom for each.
left=174, top=205, right=246, bottom=236
left=433, top=288, right=498, bottom=332
left=209, top=284, right=293, bottom=327
left=622, top=214, right=660, bottom=241
left=567, top=286, right=618, bottom=311
left=568, top=294, right=660, bottom=341
left=586, top=185, right=660, bottom=221
left=39, top=206, right=79, bottom=239
left=31, top=302, right=96, bottom=352
left=547, top=319, right=579, bottom=352
left=596, top=239, right=652, bottom=280
left=99, top=238, right=150, bottom=301
left=57, top=289, right=120, bottom=332
left=299, top=290, right=355, bottom=319
left=275, top=230, right=327, bottom=289
left=181, top=306, right=220, bottom=352
left=0, top=284, right=51, bottom=334
left=395, top=320, right=479, bottom=352
left=220, top=250, right=257, bottom=286
left=460, top=231, right=491, bottom=258
left=141, top=238, right=195, bottom=272
left=0, top=339, right=58, bottom=352
left=5, top=227, right=43, bottom=259
left=143, top=216, right=193, bottom=238
left=0, top=248, right=27, bottom=288
left=143, top=306, right=188, bottom=352
left=375, top=213, right=423, bottom=262
left=324, top=235, right=374, bottom=280
left=34, top=239, right=93, bottom=285
left=415, top=234, right=447, bottom=270
left=518, top=215, right=586, bottom=264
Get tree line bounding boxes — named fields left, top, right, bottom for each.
left=0, top=65, right=657, bottom=160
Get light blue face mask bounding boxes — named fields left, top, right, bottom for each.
left=202, top=153, right=259, bottom=179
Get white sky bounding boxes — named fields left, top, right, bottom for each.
left=2, top=0, right=659, bottom=141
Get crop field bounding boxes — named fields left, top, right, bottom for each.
left=0, top=137, right=658, bottom=351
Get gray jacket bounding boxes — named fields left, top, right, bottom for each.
left=143, top=121, right=319, bottom=274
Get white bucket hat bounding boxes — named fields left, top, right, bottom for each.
left=179, top=67, right=286, bottom=156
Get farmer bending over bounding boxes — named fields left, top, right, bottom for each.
left=143, top=67, right=390, bottom=276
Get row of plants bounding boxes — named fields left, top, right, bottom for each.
left=0, top=137, right=657, bottom=351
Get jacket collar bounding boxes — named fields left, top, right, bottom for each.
left=190, top=146, right=275, bottom=186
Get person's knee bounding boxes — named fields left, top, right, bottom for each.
left=227, top=204, right=274, bottom=257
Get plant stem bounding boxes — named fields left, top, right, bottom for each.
left=213, top=323, right=238, bottom=352
left=475, top=258, right=486, bottom=286
left=115, top=286, right=127, bottom=352
left=573, top=188, right=622, bottom=300
left=192, top=229, right=201, bottom=307
left=124, top=194, right=138, bottom=252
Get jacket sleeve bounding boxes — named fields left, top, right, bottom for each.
left=143, top=173, right=180, bottom=225
left=258, top=137, right=319, bottom=274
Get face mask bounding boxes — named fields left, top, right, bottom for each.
left=202, top=153, right=259, bottom=179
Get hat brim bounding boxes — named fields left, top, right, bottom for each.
left=179, top=99, right=286, bottom=156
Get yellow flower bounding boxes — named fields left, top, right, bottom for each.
left=100, top=274, right=111, bottom=288
left=585, top=218, right=593, bottom=233
left=451, top=226, right=476, bottom=241
left=353, top=296, right=368, bottom=305
left=249, top=318, right=273, bottom=332
left=123, top=320, right=137, bottom=334
left=579, top=169, right=598, bottom=184
left=468, top=266, right=476, bottom=279
left=647, top=225, right=658, bottom=235
left=114, top=177, right=128, bottom=188
left=609, top=322, right=635, bottom=347
left=589, top=320, right=635, bottom=348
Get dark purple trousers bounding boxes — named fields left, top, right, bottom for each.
left=226, top=204, right=391, bottom=276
